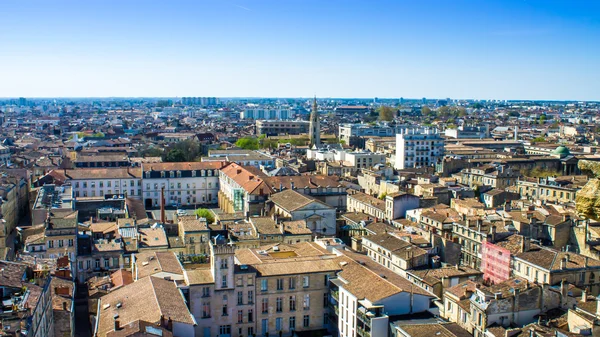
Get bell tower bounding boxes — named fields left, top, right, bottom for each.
left=309, top=96, right=320, bottom=147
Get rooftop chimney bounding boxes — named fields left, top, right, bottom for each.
left=560, top=257, right=568, bottom=270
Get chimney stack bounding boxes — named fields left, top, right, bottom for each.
left=114, top=315, right=120, bottom=331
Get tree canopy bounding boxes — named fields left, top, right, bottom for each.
left=235, top=137, right=260, bottom=150
left=378, top=106, right=395, bottom=121
left=194, top=208, right=215, bottom=223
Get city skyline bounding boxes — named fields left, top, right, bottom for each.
left=1, top=0, right=599, bottom=100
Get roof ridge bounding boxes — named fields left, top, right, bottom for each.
left=147, top=276, right=163, bottom=318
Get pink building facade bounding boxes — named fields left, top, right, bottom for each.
left=481, top=241, right=511, bottom=284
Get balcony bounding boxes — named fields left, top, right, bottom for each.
left=357, top=327, right=371, bottom=337
left=356, top=310, right=371, bottom=327
left=330, top=290, right=339, bottom=302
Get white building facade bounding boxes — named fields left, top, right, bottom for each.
left=395, top=128, right=444, bottom=169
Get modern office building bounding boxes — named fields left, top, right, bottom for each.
left=242, top=109, right=292, bottom=120
left=255, top=120, right=309, bottom=136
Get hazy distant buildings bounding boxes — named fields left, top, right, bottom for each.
left=333, top=105, right=369, bottom=115
left=395, top=128, right=444, bottom=169
left=181, top=97, right=218, bottom=106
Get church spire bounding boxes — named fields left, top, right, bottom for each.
left=309, top=96, right=320, bottom=147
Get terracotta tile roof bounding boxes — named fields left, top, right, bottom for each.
left=62, top=167, right=142, bottom=179
left=97, top=277, right=194, bottom=337
left=445, top=280, right=478, bottom=299
left=515, top=247, right=600, bottom=271
left=106, top=320, right=173, bottom=337
left=135, top=251, right=183, bottom=279
left=138, top=227, right=168, bottom=249
left=184, top=268, right=214, bottom=285
left=397, top=323, right=471, bottom=337
left=178, top=216, right=208, bottom=232
left=338, top=249, right=433, bottom=298
left=110, top=269, right=133, bottom=289
left=411, top=266, right=482, bottom=283
left=235, top=242, right=339, bottom=276
left=264, top=175, right=342, bottom=190
left=348, top=190, right=385, bottom=211
left=269, top=189, right=331, bottom=212
left=221, top=163, right=273, bottom=195
left=142, top=161, right=226, bottom=172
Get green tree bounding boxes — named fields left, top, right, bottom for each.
left=457, top=107, right=467, bottom=117
left=531, top=136, right=546, bottom=143
left=539, top=114, right=547, bottom=124
left=165, top=149, right=186, bottom=162
left=235, top=137, right=259, bottom=150
left=437, top=106, right=451, bottom=117
left=377, top=106, right=395, bottom=121
left=421, top=106, right=432, bottom=116
left=194, top=208, right=215, bottom=223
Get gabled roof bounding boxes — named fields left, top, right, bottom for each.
left=269, top=189, right=332, bottom=212
left=97, top=277, right=194, bottom=337
left=221, top=163, right=273, bottom=195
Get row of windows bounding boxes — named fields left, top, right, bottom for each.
left=78, top=257, right=120, bottom=270
left=75, top=180, right=139, bottom=188
left=47, top=239, right=74, bottom=248
left=146, top=169, right=216, bottom=179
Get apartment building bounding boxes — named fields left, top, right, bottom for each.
left=188, top=238, right=340, bottom=337
left=512, top=246, right=600, bottom=295
left=454, top=165, right=518, bottom=189
left=395, top=128, right=444, bottom=169
left=142, top=161, right=226, bottom=208
left=256, top=120, right=309, bottom=136
left=55, top=168, right=143, bottom=199
left=440, top=279, right=575, bottom=337
left=516, top=175, right=588, bottom=204
left=361, top=233, right=429, bottom=277
left=329, top=249, right=435, bottom=337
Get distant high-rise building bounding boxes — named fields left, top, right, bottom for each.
left=309, top=97, right=320, bottom=147
left=18, top=97, right=27, bottom=107
left=422, top=97, right=427, bottom=104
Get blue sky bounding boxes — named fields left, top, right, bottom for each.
left=0, top=0, right=599, bottom=100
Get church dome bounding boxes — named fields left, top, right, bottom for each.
left=552, top=146, right=570, bottom=157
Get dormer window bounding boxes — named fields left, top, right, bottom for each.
left=177, top=171, right=182, bottom=178
left=201, top=170, right=205, bottom=177
left=160, top=171, right=165, bottom=178
left=192, top=170, right=197, bottom=177
left=170, top=171, right=175, bottom=178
